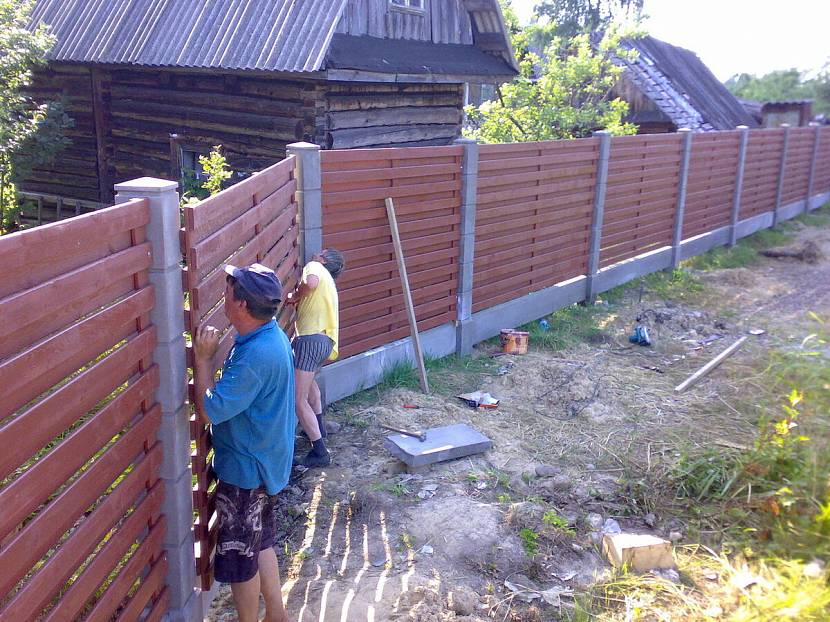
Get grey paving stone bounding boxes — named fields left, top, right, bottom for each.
left=383, top=423, right=492, bottom=468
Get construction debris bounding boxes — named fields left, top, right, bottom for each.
left=384, top=423, right=492, bottom=469
left=674, top=335, right=748, bottom=393
left=760, top=240, right=822, bottom=263
left=457, top=391, right=500, bottom=408
left=602, top=533, right=675, bottom=572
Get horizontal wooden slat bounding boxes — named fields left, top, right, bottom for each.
left=4, top=476, right=164, bottom=622
left=112, top=554, right=168, bottom=622
left=185, top=157, right=294, bottom=244
left=0, top=198, right=148, bottom=298
left=0, top=243, right=151, bottom=361
left=0, top=365, right=158, bottom=541
left=0, top=286, right=154, bottom=417
left=0, top=408, right=161, bottom=597
left=321, top=145, right=461, bottom=163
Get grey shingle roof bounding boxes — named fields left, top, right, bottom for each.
left=31, top=0, right=349, bottom=72
left=619, top=36, right=759, bottom=131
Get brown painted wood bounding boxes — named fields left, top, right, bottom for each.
left=0, top=366, right=158, bottom=541
left=0, top=198, right=148, bottom=298
left=0, top=286, right=154, bottom=416
left=4, top=479, right=163, bottom=621
left=0, top=415, right=161, bottom=598
left=0, top=243, right=151, bottom=360
left=0, top=328, right=155, bottom=480
left=112, top=554, right=168, bottom=622
left=84, top=519, right=167, bottom=622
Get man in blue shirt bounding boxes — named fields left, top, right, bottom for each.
left=193, top=263, right=294, bottom=622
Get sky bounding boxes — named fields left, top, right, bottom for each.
left=509, top=0, right=830, bottom=82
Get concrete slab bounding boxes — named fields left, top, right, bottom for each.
left=384, top=423, right=492, bottom=468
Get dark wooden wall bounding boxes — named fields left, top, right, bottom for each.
left=324, top=82, right=463, bottom=148
left=22, top=65, right=101, bottom=201
left=20, top=65, right=466, bottom=204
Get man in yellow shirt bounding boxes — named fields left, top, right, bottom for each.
left=286, top=248, right=344, bottom=468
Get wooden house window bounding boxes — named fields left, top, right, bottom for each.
left=390, top=0, right=425, bottom=13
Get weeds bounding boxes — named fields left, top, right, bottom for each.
left=685, top=226, right=794, bottom=271
left=543, top=509, right=575, bottom=534
left=519, top=528, right=540, bottom=556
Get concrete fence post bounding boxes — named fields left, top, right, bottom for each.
left=670, top=128, right=692, bottom=267
left=287, top=142, right=323, bottom=264
left=454, top=138, right=479, bottom=355
left=729, top=125, right=750, bottom=246
left=114, top=178, right=201, bottom=622
left=773, top=123, right=790, bottom=227
left=585, top=131, right=611, bottom=301
left=806, top=122, right=822, bottom=212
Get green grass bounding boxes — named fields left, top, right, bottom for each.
left=517, top=303, right=611, bottom=352
left=518, top=527, right=540, bottom=556
left=684, top=225, right=794, bottom=271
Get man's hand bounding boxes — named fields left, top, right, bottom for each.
left=193, top=324, right=221, bottom=361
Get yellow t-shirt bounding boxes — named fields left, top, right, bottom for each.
left=295, top=261, right=339, bottom=360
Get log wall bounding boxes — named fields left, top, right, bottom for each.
left=324, top=82, right=463, bottom=148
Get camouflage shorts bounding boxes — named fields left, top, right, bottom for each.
left=214, top=481, right=278, bottom=583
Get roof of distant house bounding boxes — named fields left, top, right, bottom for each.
left=618, top=35, right=759, bottom=131
left=30, top=0, right=517, bottom=77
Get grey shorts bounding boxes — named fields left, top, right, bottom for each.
left=292, top=334, right=334, bottom=372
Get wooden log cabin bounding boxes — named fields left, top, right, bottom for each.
left=21, top=0, right=517, bottom=214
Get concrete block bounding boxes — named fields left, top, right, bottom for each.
left=148, top=265, right=187, bottom=343
left=158, top=407, right=192, bottom=480
left=287, top=142, right=321, bottom=190
left=677, top=227, right=730, bottom=262
left=778, top=199, right=806, bottom=222
left=161, top=470, right=197, bottom=549
left=733, top=212, right=773, bottom=242
left=809, top=192, right=830, bottom=210
left=383, top=423, right=492, bottom=468
left=163, top=537, right=198, bottom=610
left=299, top=189, right=323, bottom=229
left=163, top=588, right=204, bottom=622
left=153, top=337, right=188, bottom=411
left=455, top=318, right=476, bottom=355
left=115, top=178, right=181, bottom=271
left=593, top=246, right=672, bottom=294
left=602, top=533, right=674, bottom=572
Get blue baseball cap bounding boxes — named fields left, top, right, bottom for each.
left=223, top=263, right=283, bottom=305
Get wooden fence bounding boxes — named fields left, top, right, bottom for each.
left=320, top=146, right=463, bottom=358
left=474, top=138, right=599, bottom=311
left=181, top=156, right=300, bottom=589
left=0, top=200, right=167, bottom=621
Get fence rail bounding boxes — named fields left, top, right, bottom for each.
left=0, top=199, right=167, bottom=621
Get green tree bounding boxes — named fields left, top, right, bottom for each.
left=725, top=65, right=830, bottom=116
left=534, top=0, right=644, bottom=39
left=0, top=0, right=72, bottom=234
left=464, top=2, right=638, bottom=142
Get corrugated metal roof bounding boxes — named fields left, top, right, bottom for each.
left=619, top=36, right=758, bottom=131
left=30, top=0, right=348, bottom=72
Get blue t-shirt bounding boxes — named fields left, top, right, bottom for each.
left=204, top=320, right=295, bottom=495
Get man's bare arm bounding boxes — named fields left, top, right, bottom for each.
left=193, top=324, right=220, bottom=426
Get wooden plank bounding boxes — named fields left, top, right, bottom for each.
left=320, top=145, right=461, bottom=164
left=112, top=555, right=168, bottom=622
left=322, top=162, right=458, bottom=185
left=321, top=178, right=460, bottom=207
left=0, top=366, right=158, bottom=541
left=0, top=198, right=148, bottom=298
left=385, top=197, right=427, bottom=393
left=84, top=521, right=167, bottom=622
left=0, top=328, right=155, bottom=480
left=0, top=243, right=151, bottom=360
left=0, top=409, right=161, bottom=598
left=0, top=287, right=154, bottom=417
left=4, top=479, right=164, bottom=622
left=185, top=158, right=294, bottom=244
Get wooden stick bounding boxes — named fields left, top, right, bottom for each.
left=674, top=336, right=748, bottom=393
left=385, top=197, right=430, bottom=394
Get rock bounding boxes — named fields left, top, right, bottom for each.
left=653, top=568, right=681, bottom=583
left=644, top=512, right=657, bottom=528
left=535, top=464, right=560, bottom=477
left=572, top=484, right=591, bottom=503
left=447, top=586, right=478, bottom=616
left=586, top=513, right=604, bottom=530
left=601, top=518, right=621, bottom=535
left=668, top=531, right=683, bottom=543
left=548, top=474, right=572, bottom=491
left=325, top=420, right=342, bottom=434
left=585, top=463, right=596, bottom=471
left=380, top=459, right=407, bottom=475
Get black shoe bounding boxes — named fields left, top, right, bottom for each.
left=297, top=447, right=331, bottom=468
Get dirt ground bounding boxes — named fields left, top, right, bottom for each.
left=208, top=220, right=830, bottom=621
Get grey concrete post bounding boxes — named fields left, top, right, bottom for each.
left=806, top=122, right=821, bottom=212
left=729, top=126, right=750, bottom=246
left=670, top=129, right=692, bottom=267
left=585, top=131, right=611, bottom=301
left=773, top=123, right=790, bottom=227
left=454, top=138, right=479, bottom=355
left=287, top=142, right=323, bottom=264
left=114, top=178, right=202, bottom=622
